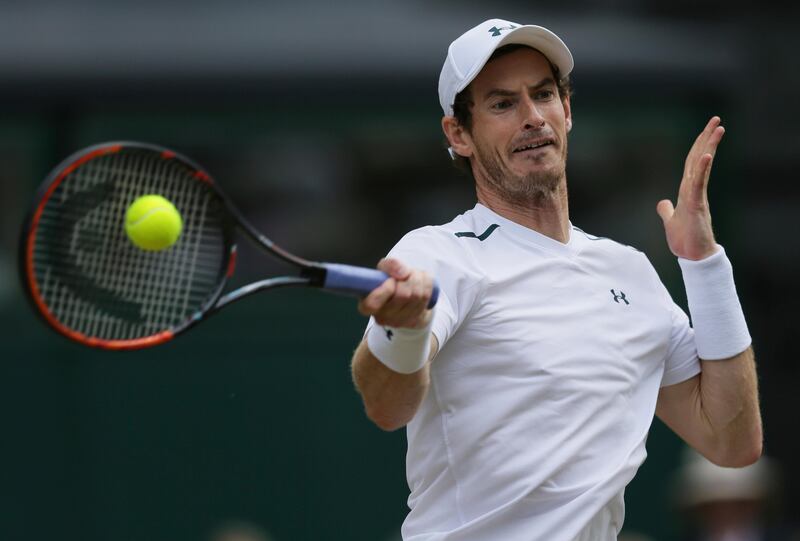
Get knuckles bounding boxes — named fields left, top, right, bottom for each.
left=361, top=266, right=432, bottom=327
left=393, top=286, right=413, bottom=302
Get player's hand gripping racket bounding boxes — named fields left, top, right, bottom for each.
left=19, top=142, right=439, bottom=350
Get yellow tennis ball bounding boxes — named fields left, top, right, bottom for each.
left=124, top=195, right=183, bottom=251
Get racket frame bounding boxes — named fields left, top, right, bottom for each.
left=19, top=141, right=328, bottom=350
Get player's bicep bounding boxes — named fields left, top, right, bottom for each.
left=655, top=374, right=711, bottom=449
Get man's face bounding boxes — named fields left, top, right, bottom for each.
left=463, top=48, right=572, bottom=204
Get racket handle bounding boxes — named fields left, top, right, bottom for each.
left=321, top=263, right=439, bottom=309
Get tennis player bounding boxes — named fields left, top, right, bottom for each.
left=351, top=18, right=762, bottom=541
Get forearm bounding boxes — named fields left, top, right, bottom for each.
left=351, top=338, right=435, bottom=431
left=351, top=258, right=438, bottom=430
left=696, top=347, right=762, bottom=465
left=658, top=247, right=763, bottom=466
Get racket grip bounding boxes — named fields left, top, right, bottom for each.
left=321, top=263, right=439, bottom=308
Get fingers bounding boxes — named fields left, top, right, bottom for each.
left=685, top=117, right=722, bottom=178
left=691, top=123, right=724, bottom=204
left=695, top=117, right=722, bottom=156
left=358, top=258, right=411, bottom=315
left=358, top=275, right=396, bottom=316
left=656, top=199, right=675, bottom=224
left=701, top=116, right=722, bottom=144
left=691, top=153, right=714, bottom=204
left=681, top=117, right=725, bottom=205
left=377, top=257, right=411, bottom=281
left=383, top=271, right=433, bottom=328
left=700, top=122, right=725, bottom=168
left=358, top=258, right=433, bottom=329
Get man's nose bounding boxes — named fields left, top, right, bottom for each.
left=519, top=95, right=545, bottom=129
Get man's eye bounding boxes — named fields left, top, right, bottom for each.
left=491, top=100, right=512, bottom=110
left=535, top=90, right=555, bottom=100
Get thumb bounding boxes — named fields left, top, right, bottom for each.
left=656, top=199, right=675, bottom=225
left=377, top=258, right=411, bottom=280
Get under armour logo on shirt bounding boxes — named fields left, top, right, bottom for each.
left=385, top=328, right=394, bottom=340
left=610, top=289, right=630, bottom=305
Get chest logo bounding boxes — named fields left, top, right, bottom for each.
left=455, top=224, right=499, bottom=241
left=610, top=289, right=630, bottom=305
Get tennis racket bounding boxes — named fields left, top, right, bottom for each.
left=19, top=141, right=439, bottom=350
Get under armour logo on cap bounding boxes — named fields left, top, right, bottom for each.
left=488, top=24, right=518, bottom=37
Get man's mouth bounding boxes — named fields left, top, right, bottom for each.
left=512, top=138, right=555, bottom=154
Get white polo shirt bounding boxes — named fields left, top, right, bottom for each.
left=368, top=204, right=700, bottom=541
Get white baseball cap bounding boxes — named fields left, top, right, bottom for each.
left=438, top=18, right=574, bottom=117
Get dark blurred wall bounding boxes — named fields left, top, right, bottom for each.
left=1, top=3, right=798, bottom=540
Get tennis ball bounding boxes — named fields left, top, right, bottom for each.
left=124, top=195, right=183, bottom=251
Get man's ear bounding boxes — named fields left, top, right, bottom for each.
left=442, top=116, right=473, bottom=158
left=563, top=96, right=573, bottom=133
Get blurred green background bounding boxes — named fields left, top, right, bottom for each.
left=2, top=2, right=798, bottom=540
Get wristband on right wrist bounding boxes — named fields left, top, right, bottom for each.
left=366, top=317, right=433, bottom=375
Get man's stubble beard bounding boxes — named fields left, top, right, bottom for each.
left=473, top=140, right=568, bottom=207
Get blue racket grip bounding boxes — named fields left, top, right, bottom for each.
left=321, top=263, right=439, bottom=308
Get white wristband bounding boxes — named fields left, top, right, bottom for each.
left=678, top=245, right=751, bottom=360
left=366, top=317, right=433, bottom=375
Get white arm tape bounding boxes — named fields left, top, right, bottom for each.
left=678, top=245, right=751, bottom=360
left=366, top=317, right=433, bottom=375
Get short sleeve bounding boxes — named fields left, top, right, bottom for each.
left=364, top=227, right=486, bottom=352
left=660, top=291, right=701, bottom=388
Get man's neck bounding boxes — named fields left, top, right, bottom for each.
left=476, top=181, right=571, bottom=244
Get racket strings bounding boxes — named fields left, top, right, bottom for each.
left=31, top=150, right=228, bottom=341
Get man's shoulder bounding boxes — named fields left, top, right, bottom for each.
left=395, top=208, right=490, bottom=250
left=387, top=208, right=497, bottom=276
left=571, top=226, right=664, bottom=289
left=571, top=226, right=645, bottom=257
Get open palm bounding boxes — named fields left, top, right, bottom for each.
left=656, top=116, right=725, bottom=261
